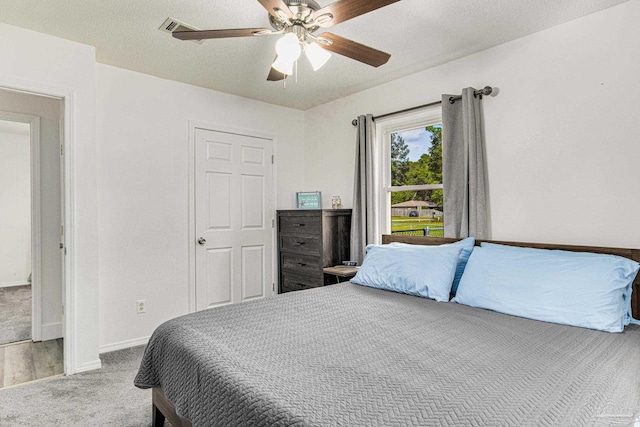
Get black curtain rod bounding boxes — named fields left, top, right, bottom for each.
left=351, top=86, right=493, bottom=126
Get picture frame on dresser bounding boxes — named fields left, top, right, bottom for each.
left=296, top=191, right=322, bottom=209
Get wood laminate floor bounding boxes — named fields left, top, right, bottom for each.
left=0, top=338, right=63, bottom=389
left=0, top=285, right=32, bottom=345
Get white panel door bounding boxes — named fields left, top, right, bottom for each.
left=195, top=128, right=273, bottom=311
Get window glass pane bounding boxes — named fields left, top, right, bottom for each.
left=391, top=125, right=442, bottom=187
left=390, top=125, right=443, bottom=237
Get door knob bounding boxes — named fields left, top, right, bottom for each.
left=198, top=237, right=206, bottom=245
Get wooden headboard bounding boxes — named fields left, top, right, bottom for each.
left=382, top=234, right=640, bottom=319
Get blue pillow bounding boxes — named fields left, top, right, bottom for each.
left=386, top=237, right=475, bottom=295
left=453, top=243, right=640, bottom=332
left=480, top=242, right=639, bottom=326
left=352, top=244, right=463, bottom=302
left=447, top=237, right=475, bottom=294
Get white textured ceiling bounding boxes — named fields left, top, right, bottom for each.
left=0, top=0, right=629, bottom=110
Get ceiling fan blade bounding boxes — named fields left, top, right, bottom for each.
left=172, top=28, right=272, bottom=41
left=257, top=0, right=294, bottom=20
left=267, top=56, right=286, bottom=81
left=311, top=0, right=401, bottom=28
left=267, top=68, right=286, bottom=81
left=318, top=33, right=391, bottom=67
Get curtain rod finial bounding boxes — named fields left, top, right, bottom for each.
left=352, top=119, right=358, bottom=126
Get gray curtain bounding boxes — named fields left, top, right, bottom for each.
left=350, top=114, right=378, bottom=264
left=442, top=88, right=488, bottom=239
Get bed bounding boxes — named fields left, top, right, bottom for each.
left=135, top=236, right=640, bottom=427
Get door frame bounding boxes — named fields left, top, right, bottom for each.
left=187, top=120, right=278, bottom=313
left=0, top=79, right=76, bottom=375
left=0, top=111, right=42, bottom=341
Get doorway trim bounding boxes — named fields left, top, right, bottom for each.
left=187, top=120, right=278, bottom=313
left=0, top=111, right=42, bottom=341
left=0, top=78, right=76, bottom=374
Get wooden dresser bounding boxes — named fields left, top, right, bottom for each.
left=277, top=209, right=352, bottom=293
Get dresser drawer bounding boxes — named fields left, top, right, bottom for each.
left=281, top=273, right=322, bottom=293
left=279, top=215, right=321, bottom=235
left=281, top=253, right=322, bottom=276
left=280, top=234, right=321, bottom=255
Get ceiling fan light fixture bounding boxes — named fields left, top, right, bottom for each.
left=275, top=33, right=302, bottom=61
left=272, top=55, right=296, bottom=75
left=305, top=42, right=331, bottom=71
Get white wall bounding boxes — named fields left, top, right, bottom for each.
left=96, top=64, right=305, bottom=351
left=0, top=23, right=99, bottom=372
left=0, top=128, right=31, bottom=287
left=304, top=1, right=640, bottom=249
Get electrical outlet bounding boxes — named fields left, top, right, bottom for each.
left=136, top=300, right=146, bottom=314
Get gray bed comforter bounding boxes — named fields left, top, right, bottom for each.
left=135, top=282, right=640, bottom=426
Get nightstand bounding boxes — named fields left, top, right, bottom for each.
left=323, top=266, right=359, bottom=284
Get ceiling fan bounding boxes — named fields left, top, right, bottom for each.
left=172, top=0, right=401, bottom=81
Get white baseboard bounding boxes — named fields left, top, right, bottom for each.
left=99, top=336, right=150, bottom=354
left=41, top=322, right=63, bottom=341
left=0, top=281, right=30, bottom=288
left=75, top=359, right=102, bottom=373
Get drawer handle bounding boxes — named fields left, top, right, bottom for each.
left=298, top=262, right=307, bottom=267
left=294, top=223, right=306, bottom=227
left=296, top=241, right=306, bottom=245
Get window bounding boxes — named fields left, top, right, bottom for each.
left=377, top=106, right=443, bottom=238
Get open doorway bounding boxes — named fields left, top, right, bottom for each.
left=0, top=89, right=64, bottom=388
left=0, top=120, right=32, bottom=346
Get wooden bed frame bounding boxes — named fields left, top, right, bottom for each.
left=152, top=388, right=191, bottom=427
left=150, top=235, right=640, bottom=426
